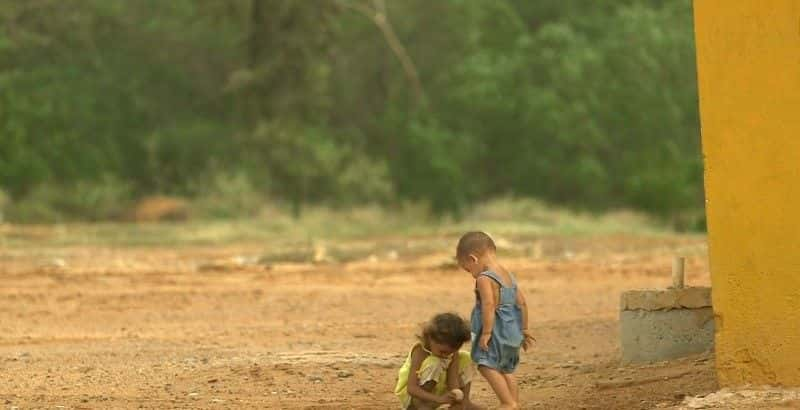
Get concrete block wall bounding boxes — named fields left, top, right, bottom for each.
left=620, top=287, right=714, bottom=363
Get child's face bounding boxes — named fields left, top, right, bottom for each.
left=458, top=254, right=482, bottom=278
left=428, top=339, right=459, bottom=358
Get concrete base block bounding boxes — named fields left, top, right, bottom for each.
left=621, top=307, right=714, bottom=363
left=620, top=287, right=714, bottom=363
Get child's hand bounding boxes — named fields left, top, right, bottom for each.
left=448, top=388, right=464, bottom=402
left=479, top=333, right=491, bottom=351
left=522, top=330, right=536, bottom=352
left=436, top=393, right=456, bottom=405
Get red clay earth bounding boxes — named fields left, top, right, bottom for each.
left=0, top=233, right=719, bottom=409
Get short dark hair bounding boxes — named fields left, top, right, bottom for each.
left=456, top=231, right=496, bottom=260
left=419, top=312, right=471, bottom=349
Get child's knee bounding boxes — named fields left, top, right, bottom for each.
left=409, top=397, right=437, bottom=410
left=457, top=351, right=472, bottom=369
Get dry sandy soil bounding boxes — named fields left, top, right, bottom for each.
left=0, top=230, right=733, bottom=409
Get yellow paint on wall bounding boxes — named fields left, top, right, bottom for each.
left=694, top=0, right=800, bottom=386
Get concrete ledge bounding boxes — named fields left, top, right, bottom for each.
left=621, top=287, right=712, bottom=311
left=620, top=286, right=715, bottom=363
left=621, top=307, right=714, bottom=363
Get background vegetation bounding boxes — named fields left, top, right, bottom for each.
left=0, top=0, right=702, bottom=227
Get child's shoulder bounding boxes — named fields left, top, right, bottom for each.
left=478, top=269, right=516, bottom=285
left=409, top=343, right=430, bottom=362
left=410, top=342, right=428, bottom=353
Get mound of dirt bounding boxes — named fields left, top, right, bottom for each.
left=679, top=387, right=800, bottom=409
left=129, top=196, right=189, bottom=222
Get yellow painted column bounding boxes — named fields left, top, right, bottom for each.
left=694, top=1, right=800, bottom=385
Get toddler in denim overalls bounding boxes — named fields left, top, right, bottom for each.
left=457, top=231, right=535, bottom=410
left=470, top=270, right=524, bottom=373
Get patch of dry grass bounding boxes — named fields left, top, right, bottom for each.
left=0, top=198, right=672, bottom=248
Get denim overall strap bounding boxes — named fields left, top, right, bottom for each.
left=479, top=270, right=512, bottom=288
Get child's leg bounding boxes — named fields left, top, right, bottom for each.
left=449, top=351, right=481, bottom=410
left=459, top=382, right=487, bottom=410
left=445, top=360, right=464, bottom=410
left=408, top=381, right=438, bottom=410
left=408, top=401, right=436, bottom=410
left=478, top=365, right=517, bottom=408
left=503, top=373, right=519, bottom=403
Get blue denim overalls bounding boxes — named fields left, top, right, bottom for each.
left=470, top=270, right=524, bottom=373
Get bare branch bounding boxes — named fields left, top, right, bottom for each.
left=337, top=0, right=426, bottom=109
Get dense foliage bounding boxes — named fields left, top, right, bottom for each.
left=0, top=0, right=702, bottom=220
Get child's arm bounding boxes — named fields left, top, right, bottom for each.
left=445, top=353, right=462, bottom=395
left=516, top=287, right=536, bottom=351
left=406, top=345, right=455, bottom=405
left=476, top=276, right=497, bottom=350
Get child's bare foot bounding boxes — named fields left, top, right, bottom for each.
left=497, top=403, right=518, bottom=410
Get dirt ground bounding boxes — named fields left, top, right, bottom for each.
left=0, top=231, right=727, bottom=409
